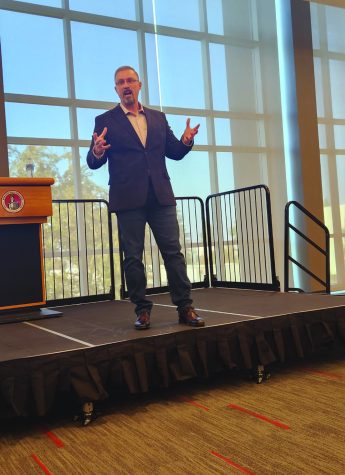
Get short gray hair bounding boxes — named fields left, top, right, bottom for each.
left=114, top=66, right=139, bottom=82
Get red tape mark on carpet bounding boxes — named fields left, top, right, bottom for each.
left=44, top=430, right=64, bottom=448
left=299, top=368, right=344, bottom=381
left=39, top=426, right=64, bottom=448
left=210, top=450, right=256, bottom=474
left=227, top=403, right=290, bottom=430
left=31, top=454, right=53, bottom=475
left=178, top=396, right=209, bottom=411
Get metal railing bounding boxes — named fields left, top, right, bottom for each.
left=284, top=201, right=330, bottom=293
left=119, top=197, right=209, bottom=298
left=43, top=188, right=281, bottom=305
left=206, top=185, right=280, bottom=291
left=43, top=200, right=115, bottom=305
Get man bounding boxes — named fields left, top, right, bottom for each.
left=87, top=65, right=204, bottom=330
left=8, top=194, right=19, bottom=211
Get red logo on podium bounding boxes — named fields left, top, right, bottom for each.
left=1, top=191, right=25, bottom=213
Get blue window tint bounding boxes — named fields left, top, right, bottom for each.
left=206, top=0, right=224, bottom=35
left=231, top=153, right=266, bottom=189
left=221, top=0, right=254, bottom=41
left=145, top=33, right=161, bottom=106
left=313, top=58, right=325, bottom=118
left=209, top=43, right=229, bottom=111
left=143, top=0, right=200, bottom=31
left=77, top=108, right=110, bottom=140
left=318, top=124, right=327, bottom=150
left=230, top=119, right=264, bottom=147
left=12, top=0, right=61, bottom=6
left=329, top=60, right=345, bottom=119
left=310, top=3, right=320, bottom=50
left=5, top=103, right=70, bottom=139
left=217, top=152, right=234, bottom=193
left=214, top=118, right=231, bottom=146
left=334, top=126, right=345, bottom=149
left=0, top=11, right=67, bottom=96
left=166, top=115, right=208, bottom=145
left=69, top=0, right=136, bottom=20
left=142, top=0, right=154, bottom=24
left=72, top=22, right=139, bottom=101
left=147, top=34, right=205, bottom=109
left=227, top=46, right=258, bottom=113
left=167, top=151, right=211, bottom=200
left=326, top=6, right=345, bottom=54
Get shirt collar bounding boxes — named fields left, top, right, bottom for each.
left=120, top=102, right=145, bottom=116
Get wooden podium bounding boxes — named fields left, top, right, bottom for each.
left=0, top=177, right=62, bottom=323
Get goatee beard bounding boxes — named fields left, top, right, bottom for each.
left=124, top=95, right=134, bottom=105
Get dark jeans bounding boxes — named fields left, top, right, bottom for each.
left=116, top=184, right=192, bottom=315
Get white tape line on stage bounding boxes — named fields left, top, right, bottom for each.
left=23, top=322, right=95, bottom=347
left=154, top=302, right=345, bottom=319
left=264, top=305, right=345, bottom=318
left=153, top=303, right=262, bottom=319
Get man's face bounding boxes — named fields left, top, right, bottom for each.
left=115, top=69, right=142, bottom=107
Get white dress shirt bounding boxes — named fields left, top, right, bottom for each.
left=120, top=102, right=147, bottom=147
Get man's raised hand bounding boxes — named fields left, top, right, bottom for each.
left=93, top=127, right=111, bottom=157
left=182, top=118, right=200, bottom=145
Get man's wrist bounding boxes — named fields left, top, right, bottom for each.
left=92, top=147, right=105, bottom=159
left=182, top=136, right=193, bottom=146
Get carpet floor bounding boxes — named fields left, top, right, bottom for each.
left=1, top=355, right=345, bottom=474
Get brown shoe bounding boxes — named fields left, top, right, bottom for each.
left=135, top=310, right=151, bottom=330
left=178, top=306, right=205, bottom=327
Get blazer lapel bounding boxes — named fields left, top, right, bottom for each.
left=110, top=105, right=144, bottom=149
left=144, top=108, right=153, bottom=150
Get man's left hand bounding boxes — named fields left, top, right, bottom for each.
left=182, top=118, right=200, bottom=145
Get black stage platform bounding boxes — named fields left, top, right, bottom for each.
left=1, top=288, right=345, bottom=418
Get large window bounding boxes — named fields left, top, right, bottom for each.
left=1, top=11, right=67, bottom=97
left=71, top=22, right=140, bottom=102
left=1, top=0, right=281, bottom=199
left=311, top=2, right=345, bottom=290
left=0, top=0, right=285, bottom=290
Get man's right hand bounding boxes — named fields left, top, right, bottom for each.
left=92, top=127, right=111, bottom=158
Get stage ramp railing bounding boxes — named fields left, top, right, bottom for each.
left=119, top=197, right=209, bottom=299
left=205, top=185, right=280, bottom=291
left=284, top=200, right=330, bottom=293
left=43, top=200, right=116, bottom=306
